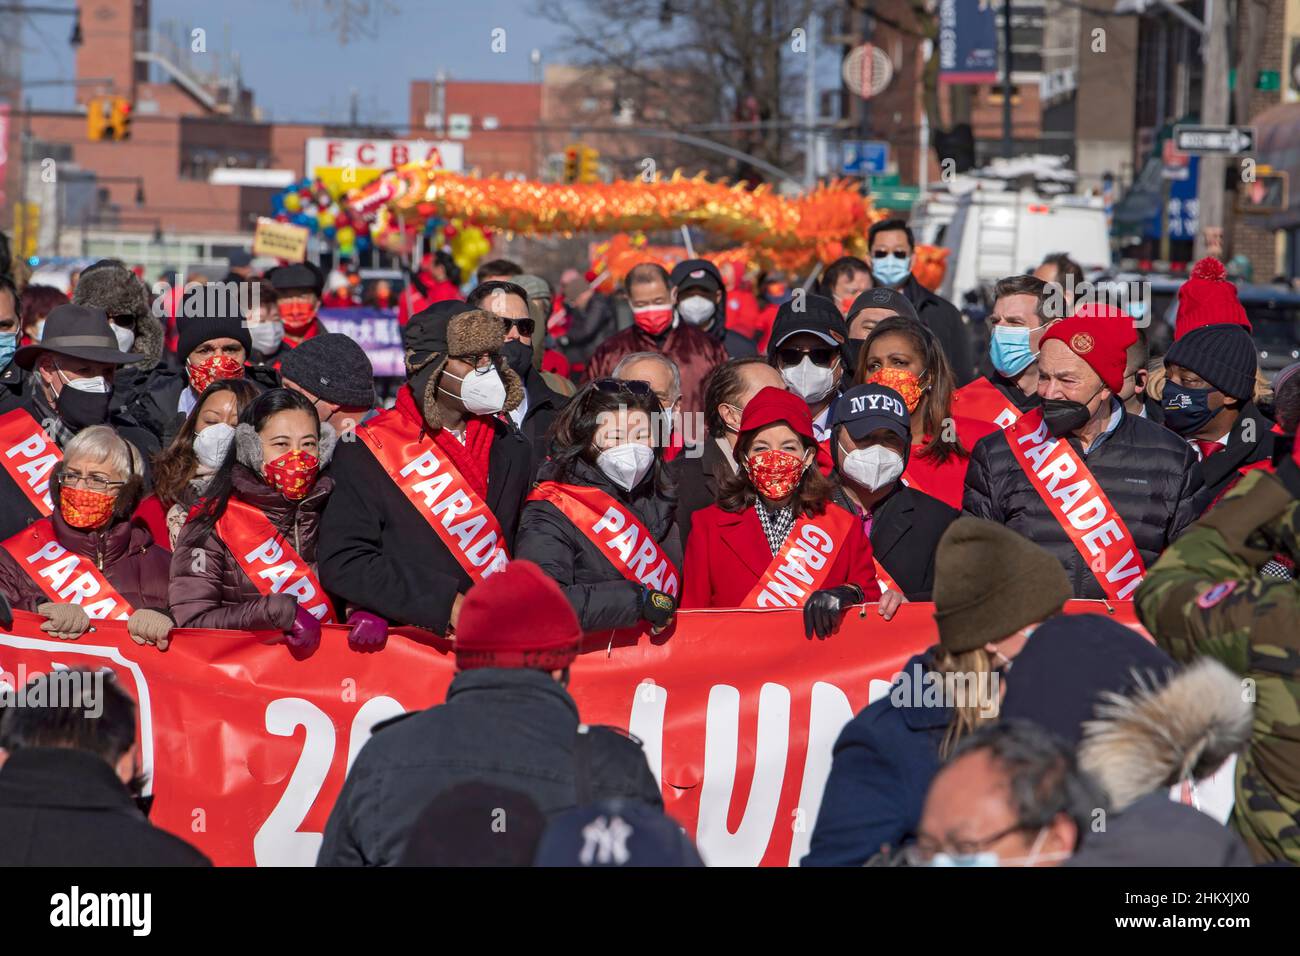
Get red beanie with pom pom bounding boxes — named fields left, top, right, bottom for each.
left=454, top=560, right=581, bottom=671
left=1174, top=257, right=1251, bottom=340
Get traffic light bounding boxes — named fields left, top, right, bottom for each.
left=578, top=146, right=600, bottom=183
left=86, top=96, right=113, bottom=141
left=563, top=144, right=580, bottom=183
left=1238, top=170, right=1288, bottom=214
left=109, top=97, right=133, bottom=141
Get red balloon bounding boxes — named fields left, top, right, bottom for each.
left=443, top=225, right=458, bottom=239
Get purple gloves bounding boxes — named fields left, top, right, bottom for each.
left=284, top=604, right=322, bottom=658
left=346, top=609, right=389, bottom=652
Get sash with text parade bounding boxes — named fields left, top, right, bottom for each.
left=216, top=497, right=337, bottom=622
left=742, top=506, right=858, bottom=609
left=0, top=407, right=60, bottom=516
left=1, top=520, right=135, bottom=619
left=1005, top=410, right=1147, bottom=600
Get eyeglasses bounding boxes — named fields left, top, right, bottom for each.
left=593, top=378, right=654, bottom=398
left=777, top=346, right=838, bottom=368
left=872, top=249, right=909, bottom=260
left=504, top=318, right=536, bottom=337
left=900, top=822, right=1035, bottom=866
left=60, top=470, right=126, bottom=493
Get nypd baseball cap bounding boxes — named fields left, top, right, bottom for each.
left=831, top=383, right=911, bottom=442
left=669, top=258, right=724, bottom=294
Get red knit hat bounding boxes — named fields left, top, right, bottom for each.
left=1039, top=311, right=1137, bottom=393
left=738, top=386, right=816, bottom=442
left=1174, top=257, right=1251, bottom=340
left=454, top=560, right=581, bottom=671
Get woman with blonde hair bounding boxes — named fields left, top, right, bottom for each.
left=803, top=517, right=1071, bottom=866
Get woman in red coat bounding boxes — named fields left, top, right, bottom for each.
left=855, top=316, right=996, bottom=509
left=681, top=386, right=881, bottom=638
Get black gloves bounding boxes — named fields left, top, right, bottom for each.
left=803, top=584, right=865, bottom=640
left=639, top=586, right=677, bottom=630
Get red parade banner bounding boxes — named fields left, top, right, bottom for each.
left=0, top=602, right=1146, bottom=867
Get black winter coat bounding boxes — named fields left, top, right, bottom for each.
left=515, top=365, right=567, bottom=480
left=834, top=484, right=958, bottom=601
left=516, top=457, right=682, bottom=631
left=0, top=359, right=26, bottom=415
left=671, top=436, right=734, bottom=546
left=900, top=275, right=975, bottom=386
left=962, top=402, right=1203, bottom=598
left=317, top=668, right=663, bottom=866
left=0, top=748, right=210, bottom=866
left=129, top=365, right=279, bottom=448
left=317, top=406, right=532, bottom=634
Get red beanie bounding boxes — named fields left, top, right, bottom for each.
left=1174, top=257, right=1251, bottom=340
left=454, top=560, right=580, bottom=671
left=1039, top=312, right=1137, bottom=393
left=738, top=386, right=816, bottom=442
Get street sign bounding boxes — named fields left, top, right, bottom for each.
left=841, top=140, right=889, bottom=176
left=1173, top=125, right=1256, bottom=155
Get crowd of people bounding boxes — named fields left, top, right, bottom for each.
left=0, top=236, right=1296, bottom=869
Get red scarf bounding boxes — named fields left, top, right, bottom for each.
left=394, top=386, right=495, bottom=499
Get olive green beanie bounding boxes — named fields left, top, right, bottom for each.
left=932, top=517, right=1072, bottom=653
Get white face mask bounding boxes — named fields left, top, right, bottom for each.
left=841, top=444, right=905, bottom=491
left=249, top=319, right=284, bottom=355
left=781, top=355, right=838, bottom=403
left=677, top=296, right=716, bottom=326
left=111, top=323, right=135, bottom=354
left=58, top=368, right=110, bottom=394
left=33, top=319, right=45, bottom=342
left=193, top=422, right=235, bottom=469
left=442, top=364, right=507, bottom=415
left=596, top=442, right=655, bottom=492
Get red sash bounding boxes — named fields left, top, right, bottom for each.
left=741, top=506, right=857, bottom=609
left=0, top=408, right=60, bottom=516
left=952, top=377, right=1023, bottom=430
left=0, top=520, right=134, bottom=619
left=216, top=497, right=337, bottom=623
left=1005, top=410, right=1147, bottom=600
left=358, top=412, right=509, bottom=584
left=527, top=482, right=679, bottom=596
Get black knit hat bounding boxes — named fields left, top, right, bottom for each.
left=932, top=517, right=1072, bottom=653
left=279, top=332, right=375, bottom=409
left=176, top=312, right=252, bottom=362
left=266, top=261, right=325, bottom=296
left=1164, top=324, right=1257, bottom=402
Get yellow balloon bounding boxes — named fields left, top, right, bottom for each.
left=318, top=209, right=336, bottom=229
left=283, top=193, right=301, bottom=212
left=337, top=226, right=356, bottom=245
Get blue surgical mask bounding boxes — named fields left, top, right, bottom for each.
left=927, top=851, right=999, bottom=867
left=872, top=255, right=913, bottom=288
left=0, top=333, right=15, bottom=369
left=1162, top=381, right=1218, bottom=436
left=989, top=324, right=1035, bottom=377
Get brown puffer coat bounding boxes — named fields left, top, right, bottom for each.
left=0, top=513, right=170, bottom=613
left=168, top=464, right=334, bottom=631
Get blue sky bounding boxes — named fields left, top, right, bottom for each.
left=19, top=0, right=568, bottom=123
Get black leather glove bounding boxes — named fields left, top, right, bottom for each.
left=639, top=586, right=677, bottom=629
left=803, top=585, right=864, bottom=640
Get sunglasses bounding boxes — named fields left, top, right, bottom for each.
left=504, top=318, right=536, bottom=337
left=778, top=346, right=839, bottom=368
left=872, top=250, right=909, bottom=260
left=593, top=378, right=655, bottom=398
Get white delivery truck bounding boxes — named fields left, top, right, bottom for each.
left=911, top=187, right=1111, bottom=305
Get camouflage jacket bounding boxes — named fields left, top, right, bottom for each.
left=1135, top=468, right=1300, bottom=865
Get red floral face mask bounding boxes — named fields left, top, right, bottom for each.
left=264, top=449, right=319, bottom=500
left=60, top=485, right=116, bottom=529
left=188, top=353, right=245, bottom=394
left=837, top=295, right=857, bottom=317
left=632, top=305, right=674, bottom=336
left=277, top=299, right=319, bottom=333
left=746, top=449, right=807, bottom=501
left=867, top=367, right=925, bottom=414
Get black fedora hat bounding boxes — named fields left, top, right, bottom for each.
left=14, top=304, right=136, bottom=369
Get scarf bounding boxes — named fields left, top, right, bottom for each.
left=754, top=499, right=796, bottom=557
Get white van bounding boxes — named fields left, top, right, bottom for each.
left=913, top=188, right=1111, bottom=305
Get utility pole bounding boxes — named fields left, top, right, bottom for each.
left=1002, top=0, right=1014, bottom=159
left=803, top=10, right=820, bottom=189
left=1195, top=0, right=1230, bottom=259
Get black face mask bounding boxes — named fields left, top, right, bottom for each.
left=500, top=339, right=533, bottom=379
left=56, top=382, right=113, bottom=430
left=1041, top=386, right=1103, bottom=438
